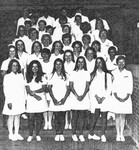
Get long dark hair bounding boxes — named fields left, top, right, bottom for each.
left=74, top=56, right=87, bottom=71
left=51, top=41, right=64, bottom=54
left=51, top=58, right=67, bottom=81
left=31, top=41, right=42, bottom=54
left=7, top=59, right=21, bottom=74
left=26, top=60, right=45, bottom=83
left=63, top=49, right=75, bottom=63
left=91, top=57, right=113, bottom=90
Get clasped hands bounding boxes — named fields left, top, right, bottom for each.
left=53, top=98, right=66, bottom=106
left=30, top=91, right=42, bottom=101
left=95, top=95, right=105, bottom=104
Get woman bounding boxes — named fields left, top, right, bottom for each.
left=26, top=60, right=48, bottom=142
left=111, top=56, right=133, bottom=142
left=48, top=58, right=70, bottom=141
left=3, top=59, right=26, bottom=141
left=88, top=57, right=113, bottom=142
left=41, top=34, right=53, bottom=50
left=84, top=47, right=96, bottom=73
left=69, top=56, right=90, bottom=142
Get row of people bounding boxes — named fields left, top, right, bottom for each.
left=2, top=54, right=133, bottom=143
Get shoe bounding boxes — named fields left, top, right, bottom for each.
left=69, top=124, right=72, bottom=129
left=14, top=134, right=24, bottom=140
left=59, top=134, right=65, bottom=141
left=48, top=124, right=52, bottom=130
left=27, top=136, right=33, bottom=142
left=116, top=135, right=121, bottom=141
left=55, top=135, right=60, bottom=141
left=64, top=124, right=69, bottom=129
left=36, top=135, right=41, bottom=142
left=21, top=114, right=27, bottom=119
left=101, top=135, right=106, bottom=142
left=88, top=134, right=100, bottom=140
left=79, top=135, right=85, bottom=142
left=120, top=135, right=125, bottom=142
left=43, top=125, right=48, bottom=130
left=9, top=134, right=18, bottom=141
left=72, top=134, right=78, bottom=141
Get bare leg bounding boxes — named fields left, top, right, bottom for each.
left=43, top=112, right=48, bottom=130
left=14, top=114, right=20, bottom=135
left=7, top=115, right=14, bottom=136
left=115, top=114, right=120, bottom=140
left=120, top=114, right=126, bottom=139
left=48, top=111, right=53, bottom=129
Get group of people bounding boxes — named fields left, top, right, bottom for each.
left=0, top=6, right=133, bottom=143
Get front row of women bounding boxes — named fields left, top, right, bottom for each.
left=2, top=55, right=133, bottom=143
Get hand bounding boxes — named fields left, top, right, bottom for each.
left=34, top=94, right=42, bottom=101
left=8, top=103, right=12, bottom=110
left=95, top=95, right=102, bottom=104
left=53, top=99, right=59, bottom=106
left=59, top=98, right=66, bottom=105
left=77, top=96, right=83, bottom=101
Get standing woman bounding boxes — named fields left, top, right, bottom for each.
left=48, top=58, right=70, bottom=141
left=88, top=57, right=113, bottom=142
left=3, top=59, right=26, bottom=141
left=25, top=60, right=48, bottom=142
left=69, top=56, right=90, bottom=142
left=111, top=56, right=133, bottom=141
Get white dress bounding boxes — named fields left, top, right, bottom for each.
left=89, top=70, right=113, bottom=113
left=26, top=75, right=48, bottom=113
left=110, top=69, right=133, bottom=114
left=48, top=73, right=70, bottom=111
left=69, top=70, right=90, bottom=110
left=3, top=72, right=26, bottom=115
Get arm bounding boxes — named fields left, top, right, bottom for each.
left=59, top=86, right=71, bottom=105
left=69, top=81, right=79, bottom=99
left=48, top=85, right=59, bottom=105
left=33, top=84, right=45, bottom=93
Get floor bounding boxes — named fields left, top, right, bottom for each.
left=0, top=115, right=138, bottom=150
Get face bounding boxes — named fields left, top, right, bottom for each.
left=25, top=23, right=31, bottom=31
left=19, top=27, right=25, bottom=36
left=61, top=9, right=67, bottom=16
left=9, top=47, right=16, bottom=58
left=109, top=49, right=116, bottom=57
left=30, top=30, right=37, bottom=40
left=63, top=26, right=70, bottom=33
left=77, top=58, right=85, bottom=70
left=39, top=21, right=46, bottom=31
left=75, top=16, right=82, bottom=26
left=73, top=44, right=81, bottom=56
left=100, top=30, right=107, bottom=39
left=46, top=28, right=53, bottom=35
left=118, top=59, right=125, bottom=70
left=54, top=42, right=62, bottom=53
left=63, top=38, right=70, bottom=46
left=32, top=63, right=38, bottom=74
left=92, top=43, right=100, bottom=52
left=42, top=36, right=50, bottom=46
left=55, top=61, right=62, bottom=71
left=65, top=52, right=72, bottom=63
left=11, top=62, right=18, bottom=73
left=17, top=41, right=24, bottom=52
left=86, top=49, right=94, bottom=61
left=41, top=52, right=49, bottom=61
left=96, top=59, right=103, bottom=69
left=82, top=36, right=90, bottom=45
left=33, top=42, right=41, bottom=52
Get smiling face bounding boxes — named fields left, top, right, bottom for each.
left=32, top=63, right=38, bottom=74
left=77, top=57, right=85, bottom=70
left=86, top=49, right=94, bottom=61
left=118, top=59, right=125, bottom=71
left=17, top=41, right=24, bottom=52
left=73, top=44, right=81, bottom=57
left=33, top=42, right=41, bottom=53
left=9, top=47, right=16, bottom=59
left=96, top=58, right=103, bottom=69
left=54, top=42, right=62, bottom=55
left=65, top=51, right=72, bottom=63
left=100, top=30, right=107, bottom=40
left=42, top=35, right=51, bottom=47
left=55, top=60, right=62, bottom=72
left=11, top=62, right=19, bottom=73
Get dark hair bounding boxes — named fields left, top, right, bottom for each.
left=51, top=41, right=64, bottom=54
left=75, top=15, right=82, bottom=21
left=46, top=25, right=55, bottom=35
left=62, top=24, right=71, bottom=34
left=72, top=41, right=82, bottom=52
left=108, top=46, right=117, bottom=55
left=31, top=41, right=42, bottom=54
left=24, top=20, right=32, bottom=26
left=99, top=28, right=108, bottom=39
left=41, top=34, right=52, bottom=45
left=84, top=47, right=97, bottom=59
left=91, top=57, right=112, bottom=90
left=74, top=56, right=87, bottom=71
left=51, top=58, right=67, bottom=81
left=17, top=25, right=25, bottom=37
left=63, top=49, right=75, bottom=63
left=7, top=59, right=21, bottom=74
left=59, top=15, right=67, bottom=25
left=7, top=45, right=18, bottom=59
left=38, top=20, right=47, bottom=26
left=82, top=34, right=91, bottom=44
left=41, top=48, right=51, bottom=59
left=80, top=22, right=91, bottom=34
left=62, top=33, right=72, bottom=44
left=28, top=28, right=39, bottom=39
left=91, top=40, right=101, bottom=52
left=26, top=60, right=45, bottom=83
left=116, top=55, right=126, bottom=65
left=95, top=18, right=104, bottom=30
left=15, top=39, right=27, bottom=54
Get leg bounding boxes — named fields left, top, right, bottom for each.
left=28, top=113, right=35, bottom=136
left=65, top=111, right=69, bottom=129
left=54, top=112, right=60, bottom=135
left=36, top=113, right=43, bottom=136
left=71, top=110, right=79, bottom=135
left=48, top=111, right=53, bottom=129
left=101, top=111, right=108, bottom=135
left=115, top=114, right=120, bottom=140
left=120, top=114, right=126, bottom=141
left=78, top=110, right=86, bottom=135
left=7, top=115, right=14, bottom=136
left=43, top=111, right=48, bottom=130
left=59, top=111, right=66, bottom=134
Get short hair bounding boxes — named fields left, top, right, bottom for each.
left=28, top=28, right=39, bottom=39
left=80, top=22, right=91, bottom=34
left=51, top=41, right=64, bottom=54
left=108, top=46, right=117, bottom=55
left=41, top=48, right=51, bottom=59
left=72, top=41, right=82, bottom=52
left=62, top=33, right=72, bottom=44
left=41, top=34, right=52, bottom=45
left=82, top=34, right=91, bottom=43
left=38, top=20, right=47, bottom=26
left=84, top=47, right=97, bottom=59
left=24, top=20, right=32, bottom=26
left=99, top=28, right=108, bottom=38
left=116, top=55, right=126, bottom=65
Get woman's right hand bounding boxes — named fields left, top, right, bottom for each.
left=8, top=103, right=12, bottom=110
left=34, top=94, right=42, bottom=101
left=53, top=99, right=59, bottom=106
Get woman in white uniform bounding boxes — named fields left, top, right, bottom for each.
left=3, top=59, right=26, bottom=141
left=111, top=56, right=133, bottom=142
left=69, top=56, right=90, bottom=142
left=48, top=58, right=70, bottom=141
left=88, top=57, right=113, bottom=142
left=25, top=60, right=47, bottom=142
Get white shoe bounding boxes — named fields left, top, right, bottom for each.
left=43, top=125, right=48, bottom=130
left=9, top=134, right=18, bottom=141
left=27, top=136, right=33, bottom=142
left=69, top=124, right=72, bottom=129
left=88, top=134, right=100, bottom=140
left=21, top=114, right=27, bottom=119
left=55, top=135, right=60, bottom=141
left=72, top=134, right=78, bottom=141
left=64, top=124, right=69, bottom=129
left=101, top=135, right=106, bottom=142
left=48, top=124, right=52, bottom=130
left=116, top=135, right=121, bottom=141
left=120, top=135, right=125, bottom=142
left=36, top=135, right=41, bottom=142
left=59, top=134, right=65, bottom=141
left=79, top=135, right=85, bottom=142
left=14, top=134, right=24, bottom=140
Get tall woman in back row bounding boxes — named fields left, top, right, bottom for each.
left=88, top=57, right=113, bottom=142
left=110, top=56, right=133, bottom=142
